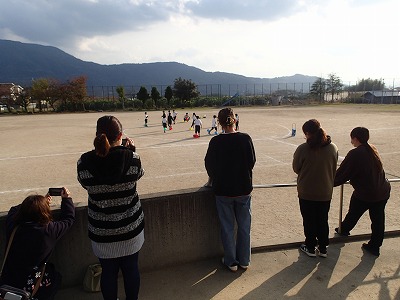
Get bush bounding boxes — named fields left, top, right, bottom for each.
left=144, top=99, right=155, bottom=109
left=133, top=99, right=143, bottom=109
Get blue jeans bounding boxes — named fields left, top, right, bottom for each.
left=98, top=252, right=140, bottom=300
left=216, top=195, right=251, bottom=267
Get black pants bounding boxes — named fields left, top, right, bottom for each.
left=341, top=195, right=387, bottom=249
left=299, top=198, right=331, bottom=251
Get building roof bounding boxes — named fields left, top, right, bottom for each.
left=364, top=90, right=400, bottom=97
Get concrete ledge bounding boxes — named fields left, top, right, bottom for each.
left=0, top=187, right=223, bottom=288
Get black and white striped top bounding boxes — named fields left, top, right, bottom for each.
left=77, top=146, right=145, bottom=248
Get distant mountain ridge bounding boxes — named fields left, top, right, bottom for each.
left=0, top=39, right=317, bottom=88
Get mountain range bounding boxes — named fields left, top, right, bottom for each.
left=0, top=39, right=317, bottom=89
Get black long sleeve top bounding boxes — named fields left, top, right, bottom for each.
left=334, top=144, right=390, bottom=202
left=205, top=132, right=256, bottom=197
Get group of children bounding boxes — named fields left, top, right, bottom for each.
left=144, top=110, right=239, bottom=137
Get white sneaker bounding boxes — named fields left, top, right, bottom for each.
left=222, top=258, right=238, bottom=272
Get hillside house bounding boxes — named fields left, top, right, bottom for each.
left=0, top=83, right=23, bottom=102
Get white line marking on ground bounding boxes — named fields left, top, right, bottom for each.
left=0, top=152, right=84, bottom=161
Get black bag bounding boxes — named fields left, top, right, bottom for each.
left=0, top=227, right=46, bottom=300
left=0, top=284, right=31, bottom=300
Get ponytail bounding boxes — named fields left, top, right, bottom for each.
left=94, top=133, right=111, bottom=157
left=94, top=115, right=123, bottom=157
left=366, top=143, right=383, bottom=172
left=218, top=107, right=236, bottom=128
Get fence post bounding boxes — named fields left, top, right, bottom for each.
left=338, top=184, right=344, bottom=233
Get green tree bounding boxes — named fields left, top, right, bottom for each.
left=151, top=86, right=161, bottom=107
left=164, top=86, right=173, bottom=106
left=31, top=78, right=51, bottom=112
left=325, top=73, right=343, bottom=101
left=310, top=77, right=326, bottom=102
left=350, top=78, right=385, bottom=91
left=67, top=76, right=87, bottom=111
left=116, top=85, right=126, bottom=110
left=47, top=79, right=62, bottom=111
left=137, top=86, right=149, bottom=105
left=173, top=77, right=200, bottom=104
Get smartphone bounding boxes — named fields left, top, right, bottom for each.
left=48, top=188, right=63, bottom=196
left=4, top=292, right=24, bottom=300
left=122, top=138, right=128, bottom=147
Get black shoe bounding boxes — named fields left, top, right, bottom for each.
left=300, top=244, right=316, bottom=257
left=335, top=227, right=350, bottom=236
left=362, top=243, right=380, bottom=257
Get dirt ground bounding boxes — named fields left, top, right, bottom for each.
left=0, top=104, right=399, bottom=247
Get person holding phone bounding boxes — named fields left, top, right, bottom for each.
left=77, top=115, right=144, bottom=300
left=0, top=187, right=75, bottom=300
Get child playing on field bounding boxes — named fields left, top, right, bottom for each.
left=194, top=115, right=203, bottom=136
left=190, top=113, right=197, bottom=130
left=184, top=112, right=190, bottom=122
left=207, top=115, right=218, bottom=135
left=162, top=114, right=167, bottom=133
left=167, top=111, right=173, bottom=130
left=172, top=110, right=177, bottom=124
left=235, top=113, right=239, bottom=131
left=144, top=112, right=148, bottom=127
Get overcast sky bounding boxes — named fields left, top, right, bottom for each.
left=1, top=0, right=399, bottom=85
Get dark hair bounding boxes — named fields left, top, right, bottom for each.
left=218, top=107, right=236, bottom=128
left=13, top=195, right=53, bottom=226
left=350, top=127, right=383, bottom=171
left=94, top=115, right=123, bottom=157
left=302, top=119, right=329, bottom=149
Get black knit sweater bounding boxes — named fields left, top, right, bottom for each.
left=77, top=146, right=144, bottom=243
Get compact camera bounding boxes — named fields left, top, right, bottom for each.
left=48, top=188, right=63, bottom=196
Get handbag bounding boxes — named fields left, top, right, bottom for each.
left=83, top=264, right=102, bottom=292
left=0, top=227, right=45, bottom=300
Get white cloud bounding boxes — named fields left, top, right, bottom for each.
left=1, top=0, right=399, bottom=83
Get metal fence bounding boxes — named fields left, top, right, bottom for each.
left=253, top=178, right=400, bottom=235
left=86, top=79, right=400, bottom=104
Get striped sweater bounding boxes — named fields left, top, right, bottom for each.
left=77, top=146, right=144, bottom=243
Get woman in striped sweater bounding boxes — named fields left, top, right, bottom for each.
left=77, top=115, right=144, bottom=300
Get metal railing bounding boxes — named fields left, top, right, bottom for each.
left=253, top=178, right=400, bottom=241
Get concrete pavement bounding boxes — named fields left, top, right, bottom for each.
left=56, top=235, right=400, bottom=300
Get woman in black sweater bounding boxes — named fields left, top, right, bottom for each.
left=205, top=108, right=256, bottom=272
left=334, top=127, right=390, bottom=256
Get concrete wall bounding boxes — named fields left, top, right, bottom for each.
left=0, top=188, right=222, bottom=288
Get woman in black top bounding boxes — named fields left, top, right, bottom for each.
left=334, top=127, right=390, bottom=256
left=205, top=108, right=256, bottom=272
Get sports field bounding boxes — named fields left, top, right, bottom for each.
left=1, top=104, right=399, bottom=246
